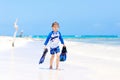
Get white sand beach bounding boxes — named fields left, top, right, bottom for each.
left=0, top=36, right=120, bottom=80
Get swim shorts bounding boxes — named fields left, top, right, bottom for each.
left=50, top=46, right=60, bottom=55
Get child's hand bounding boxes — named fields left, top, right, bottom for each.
left=63, top=44, right=66, bottom=47
left=44, top=45, right=47, bottom=50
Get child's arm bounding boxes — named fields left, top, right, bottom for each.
left=59, top=32, right=65, bottom=45
left=44, top=32, right=52, bottom=47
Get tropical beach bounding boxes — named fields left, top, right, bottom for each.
left=0, top=36, right=120, bottom=80
left=1, top=0, right=120, bottom=80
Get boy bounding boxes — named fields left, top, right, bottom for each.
left=44, top=21, right=65, bottom=70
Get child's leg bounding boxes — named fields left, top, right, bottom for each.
left=50, top=55, right=55, bottom=69
left=56, top=53, right=60, bottom=69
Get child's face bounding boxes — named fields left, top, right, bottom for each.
left=52, top=24, right=59, bottom=32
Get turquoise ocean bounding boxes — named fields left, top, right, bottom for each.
left=31, top=35, right=120, bottom=46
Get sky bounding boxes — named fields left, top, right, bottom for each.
left=0, top=0, right=120, bottom=36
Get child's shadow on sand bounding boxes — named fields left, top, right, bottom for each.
left=39, top=67, right=64, bottom=71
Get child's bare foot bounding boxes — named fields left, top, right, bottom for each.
left=56, top=67, right=61, bottom=70
left=56, top=67, right=58, bottom=70
left=49, top=66, right=53, bottom=69
left=56, top=66, right=60, bottom=70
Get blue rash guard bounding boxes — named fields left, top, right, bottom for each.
left=44, top=31, right=64, bottom=48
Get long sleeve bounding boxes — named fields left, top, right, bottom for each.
left=59, top=32, right=64, bottom=44
left=44, top=32, right=52, bottom=46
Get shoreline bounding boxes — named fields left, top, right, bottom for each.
left=1, top=36, right=120, bottom=52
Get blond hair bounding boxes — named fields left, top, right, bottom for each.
left=52, top=21, right=59, bottom=27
